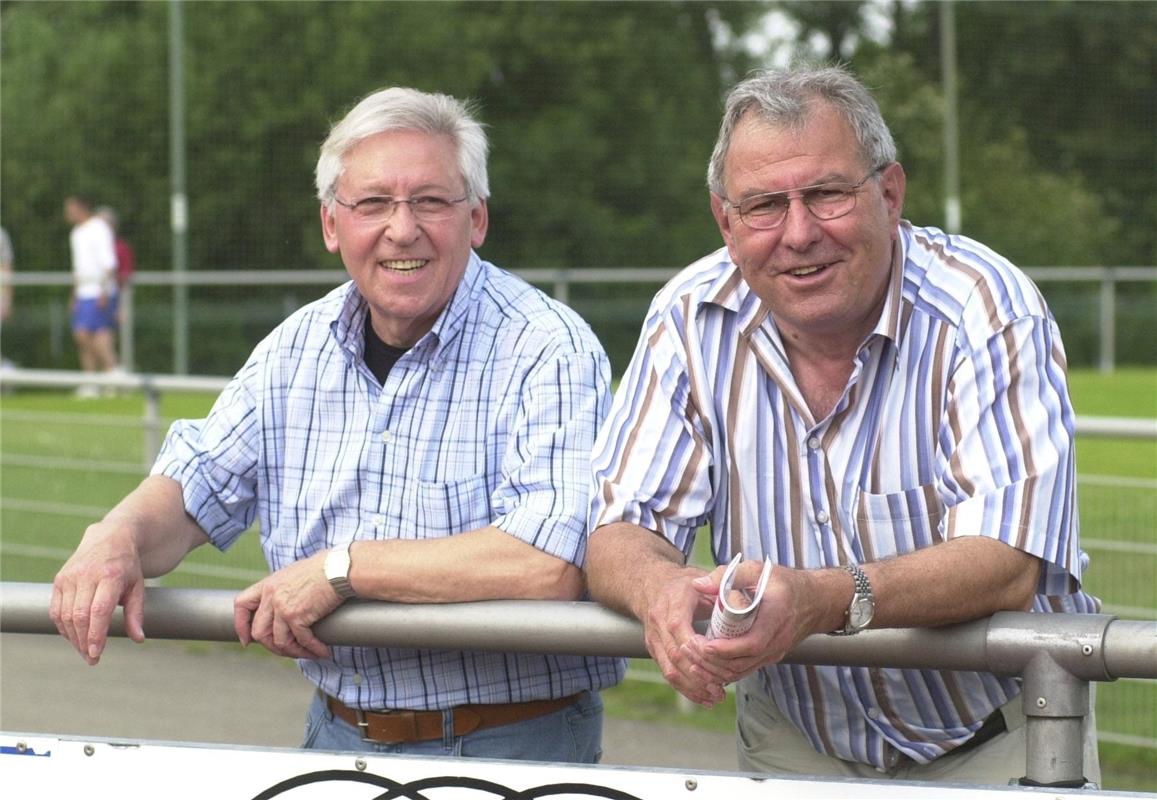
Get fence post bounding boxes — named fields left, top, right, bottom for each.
left=143, top=383, right=163, bottom=469
left=119, top=283, right=135, bottom=372
left=1019, top=651, right=1092, bottom=788
left=1099, top=269, right=1115, bottom=373
left=553, top=268, right=569, bottom=306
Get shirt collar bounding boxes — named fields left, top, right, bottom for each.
left=868, top=237, right=905, bottom=347
left=329, top=251, right=485, bottom=364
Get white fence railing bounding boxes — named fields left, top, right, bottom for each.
left=5, top=266, right=1156, bottom=374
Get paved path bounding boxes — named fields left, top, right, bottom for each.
left=0, top=633, right=735, bottom=771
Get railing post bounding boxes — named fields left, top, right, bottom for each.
left=119, top=283, right=135, bottom=373
left=553, top=268, right=569, bottom=306
left=143, top=383, right=163, bottom=469
left=1019, top=652, right=1092, bottom=788
left=1098, top=269, right=1115, bottom=374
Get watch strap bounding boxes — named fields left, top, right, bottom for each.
left=831, top=562, right=873, bottom=636
left=325, top=542, right=357, bottom=600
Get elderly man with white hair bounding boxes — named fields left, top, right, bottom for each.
left=51, top=87, right=623, bottom=761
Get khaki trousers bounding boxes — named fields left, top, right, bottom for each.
left=735, top=675, right=1101, bottom=786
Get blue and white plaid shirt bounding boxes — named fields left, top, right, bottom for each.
left=155, top=253, right=626, bottom=710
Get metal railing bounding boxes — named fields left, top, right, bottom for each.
left=2, top=581, right=1154, bottom=788
left=6, top=266, right=1156, bottom=373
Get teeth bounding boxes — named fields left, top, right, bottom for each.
left=382, top=259, right=425, bottom=272
left=790, top=265, right=824, bottom=277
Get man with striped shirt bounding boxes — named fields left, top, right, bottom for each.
left=587, top=66, right=1099, bottom=784
left=52, top=87, right=623, bottom=761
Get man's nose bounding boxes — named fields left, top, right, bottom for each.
left=778, top=197, right=822, bottom=250
left=383, top=201, right=421, bottom=243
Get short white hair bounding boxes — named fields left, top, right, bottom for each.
left=315, top=87, right=490, bottom=209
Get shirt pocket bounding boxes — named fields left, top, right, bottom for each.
left=853, top=483, right=943, bottom=561
left=411, top=473, right=494, bottom=539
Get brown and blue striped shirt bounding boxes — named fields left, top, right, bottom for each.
left=591, top=222, right=1098, bottom=769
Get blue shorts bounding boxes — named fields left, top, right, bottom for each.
left=72, top=297, right=116, bottom=332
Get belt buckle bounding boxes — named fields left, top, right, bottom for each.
left=354, top=708, right=374, bottom=744
left=357, top=708, right=425, bottom=744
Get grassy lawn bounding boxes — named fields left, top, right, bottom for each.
left=1, top=367, right=1154, bottom=789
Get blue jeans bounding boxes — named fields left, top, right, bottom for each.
left=301, top=690, right=604, bottom=763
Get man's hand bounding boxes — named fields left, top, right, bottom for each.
left=636, top=567, right=729, bottom=707
left=233, top=551, right=343, bottom=660
left=684, top=562, right=821, bottom=688
left=50, top=523, right=147, bottom=666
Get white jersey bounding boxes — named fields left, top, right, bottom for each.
left=70, top=216, right=117, bottom=299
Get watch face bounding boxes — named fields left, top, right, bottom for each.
left=849, top=597, right=875, bottom=629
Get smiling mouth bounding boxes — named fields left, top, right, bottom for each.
left=380, top=259, right=427, bottom=272
left=786, top=263, right=830, bottom=277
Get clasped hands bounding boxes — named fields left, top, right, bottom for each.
left=644, top=559, right=809, bottom=707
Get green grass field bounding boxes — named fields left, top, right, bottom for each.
left=1, top=367, right=1154, bottom=789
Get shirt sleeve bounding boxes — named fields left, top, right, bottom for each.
left=939, top=311, right=1084, bottom=596
left=151, top=355, right=264, bottom=552
left=489, top=348, right=612, bottom=567
left=589, top=306, right=715, bottom=559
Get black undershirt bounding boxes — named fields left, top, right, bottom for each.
left=363, top=315, right=409, bottom=385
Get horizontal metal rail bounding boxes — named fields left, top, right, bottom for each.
left=0, top=367, right=229, bottom=394
left=2, top=582, right=1154, bottom=679
left=3, top=583, right=1155, bottom=787
left=3, top=368, right=1154, bottom=440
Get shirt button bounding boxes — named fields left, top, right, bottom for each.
left=867, top=707, right=880, bottom=720
left=353, top=673, right=363, bottom=686
left=380, top=430, right=393, bottom=443
left=816, top=510, right=830, bottom=525
left=372, top=514, right=385, bottom=529
left=807, top=436, right=821, bottom=450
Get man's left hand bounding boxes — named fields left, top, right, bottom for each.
left=234, top=552, right=342, bottom=660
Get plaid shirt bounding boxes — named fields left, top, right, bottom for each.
left=591, top=222, right=1098, bottom=769
left=156, top=253, right=625, bottom=710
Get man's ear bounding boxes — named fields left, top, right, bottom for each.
left=710, top=193, right=738, bottom=256
left=879, top=162, right=907, bottom=228
left=320, top=204, right=340, bottom=253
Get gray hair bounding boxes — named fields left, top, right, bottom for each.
left=315, top=87, right=490, bottom=209
left=706, top=65, right=897, bottom=196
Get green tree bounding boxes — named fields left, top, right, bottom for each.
left=890, top=0, right=1157, bottom=265
left=0, top=0, right=766, bottom=371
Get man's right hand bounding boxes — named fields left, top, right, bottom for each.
left=639, top=567, right=730, bottom=707
left=50, top=523, right=147, bottom=665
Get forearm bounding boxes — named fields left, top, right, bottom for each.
left=782, top=538, right=1040, bottom=640
left=347, top=525, right=583, bottom=603
left=864, top=536, right=1040, bottom=629
left=94, top=474, right=209, bottom=576
left=586, top=522, right=698, bottom=621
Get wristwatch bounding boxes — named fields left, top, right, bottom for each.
left=324, top=542, right=357, bottom=601
left=832, top=562, right=874, bottom=636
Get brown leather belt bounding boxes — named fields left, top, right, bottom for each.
left=325, top=693, right=582, bottom=744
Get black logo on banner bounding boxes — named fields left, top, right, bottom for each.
left=251, top=769, right=647, bottom=800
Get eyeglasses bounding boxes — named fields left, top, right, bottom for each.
left=724, top=165, right=888, bottom=230
left=332, top=194, right=470, bottom=224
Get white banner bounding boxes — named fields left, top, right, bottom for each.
left=0, top=733, right=1128, bottom=800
